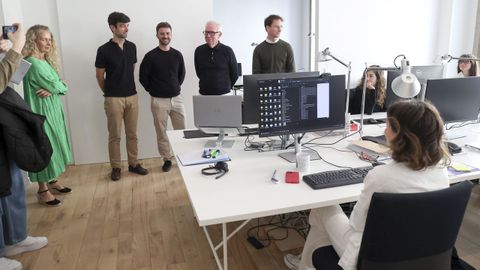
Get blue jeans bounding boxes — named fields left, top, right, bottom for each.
left=0, top=160, right=27, bottom=257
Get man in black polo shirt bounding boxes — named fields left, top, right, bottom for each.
left=95, top=11, right=148, bottom=181
left=139, top=22, right=186, bottom=172
left=194, top=21, right=238, bottom=95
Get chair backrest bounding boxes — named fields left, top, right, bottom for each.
left=357, top=181, right=473, bottom=270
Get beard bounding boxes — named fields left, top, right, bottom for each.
left=114, top=32, right=128, bottom=39
left=160, top=38, right=171, bottom=46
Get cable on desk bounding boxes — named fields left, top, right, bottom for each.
left=303, top=145, right=354, bottom=169
left=446, top=121, right=478, bottom=130
left=302, top=129, right=361, bottom=146
left=304, top=145, right=355, bottom=153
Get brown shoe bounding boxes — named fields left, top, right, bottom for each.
left=128, top=164, right=148, bottom=175
left=111, top=168, right=121, bottom=181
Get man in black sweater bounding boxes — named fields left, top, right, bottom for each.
left=139, top=22, right=186, bottom=172
left=194, top=21, right=238, bottom=95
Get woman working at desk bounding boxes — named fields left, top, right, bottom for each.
left=349, top=66, right=386, bottom=115
left=285, top=100, right=450, bottom=270
left=457, top=54, right=479, bottom=77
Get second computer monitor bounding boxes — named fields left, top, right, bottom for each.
left=425, top=77, right=480, bottom=123
left=257, top=75, right=345, bottom=137
left=385, top=65, right=444, bottom=108
left=243, top=71, right=319, bottom=124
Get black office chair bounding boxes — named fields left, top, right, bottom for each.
left=312, top=181, right=474, bottom=270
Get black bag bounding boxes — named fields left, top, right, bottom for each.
left=0, top=87, right=52, bottom=172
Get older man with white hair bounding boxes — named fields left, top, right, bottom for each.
left=194, top=21, right=238, bottom=95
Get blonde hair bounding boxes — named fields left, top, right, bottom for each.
left=22, top=25, right=61, bottom=75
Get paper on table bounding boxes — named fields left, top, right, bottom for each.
left=448, top=161, right=480, bottom=176
left=177, top=148, right=231, bottom=166
left=349, top=139, right=390, bottom=155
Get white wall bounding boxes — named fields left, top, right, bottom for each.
left=213, top=0, right=310, bottom=78
left=446, top=0, right=479, bottom=77
left=55, top=0, right=212, bottom=164
left=14, top=1, right=479, bottom=165
left=315, top=0, right=478, bottom=87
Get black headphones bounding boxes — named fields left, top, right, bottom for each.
left=201, top=161, right=229, bottom=179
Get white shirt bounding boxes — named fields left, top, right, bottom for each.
left=338, top=161, right=449, bottom=270
left=457, top=72, right=465, bottom=78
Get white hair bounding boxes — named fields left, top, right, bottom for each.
left=205, top=20, right=222, bottom=33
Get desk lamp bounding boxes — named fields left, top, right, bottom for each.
left=360, top=55, right=421, bottom=135
left=441, top=54, right=480, bottom=63
left=318, top=47, right=352, bottom=136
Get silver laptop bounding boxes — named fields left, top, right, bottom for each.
left=193, top=95, right=242, bottom=148
left=193, top=95, right=242, bottom=130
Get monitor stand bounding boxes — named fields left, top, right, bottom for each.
left=278, top=134, right=321, bottom=163
left=203, top=128, right=235, bottom=148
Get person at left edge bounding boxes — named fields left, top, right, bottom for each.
left=194, top=21, right=238, bottom=95
left=22, top=24, right=73, bottom=207
left=0, top=22, right=48, bottom=270
left=139, top=22, right=186, bottom=172
left=95, top=11, right=148, bottom=181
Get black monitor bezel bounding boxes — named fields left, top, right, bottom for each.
left=425, top=77, right=480, bottom=123
left=257, top=75, right=346, bottom=137
left=243, top=72, right=319, bottom=124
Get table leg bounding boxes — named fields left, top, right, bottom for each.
left=202, top=219, right=251, bottom=270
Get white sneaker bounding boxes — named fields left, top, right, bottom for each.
left=284, top=253, right=301, bottom=270
left=0, top=257, right=22, bottom=270
left=4, top=236, right=48, bottom=257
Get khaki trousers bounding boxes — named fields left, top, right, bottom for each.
left=151, top=95, right=186, bottom=160
left=104, top=94, right=139, bottom=168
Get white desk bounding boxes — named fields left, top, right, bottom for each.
left=168, top=123, right=480, bottom=270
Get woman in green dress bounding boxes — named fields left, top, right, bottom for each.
left=22, top=25, right=72, bottom=207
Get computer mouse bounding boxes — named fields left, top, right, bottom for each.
left=447, top=142, right=462, bottom=154
left=367, top=118, right=378, bottom=124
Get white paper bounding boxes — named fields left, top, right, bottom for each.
left=0, top=53, right=31, bottom=85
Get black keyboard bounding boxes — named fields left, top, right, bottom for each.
left=303, top=166, right=373, bottom=190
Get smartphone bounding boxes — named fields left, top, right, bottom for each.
left=285, top=171, right=300, bottom=184
left=2, top=25, right=18, bottom=39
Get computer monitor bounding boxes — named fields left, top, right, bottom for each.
left=257, top=75, right=346, bottom=162
left=243, top=71, right=319, bottom=124
left=193, top=95, right=243, bottom=148
left=386, top=65, right=444, bottom=108
left=425, top=77, right=480, bottom=123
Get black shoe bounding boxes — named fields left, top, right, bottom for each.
left=162, top=160, right=172, bottom=172
left=128, top=164, right=149, bottom=175
left=48, top=180, right=73, bottom=194
left=37, top=189, right=62, bottom=207
left=111, top=168, right=121, bottom=181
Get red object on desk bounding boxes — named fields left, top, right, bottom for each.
left=350, top=122, right=358, bottom=131
left=285, top=171, right=300, bottom=184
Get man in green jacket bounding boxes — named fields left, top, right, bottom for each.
left=252, top=14, right=295, bottom=74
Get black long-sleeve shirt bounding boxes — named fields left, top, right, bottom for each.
left=139, top=47, right=185, bottom=98
left=194, top=42, right=238, bottom=95
left=349, top=86, right=386, bottom=115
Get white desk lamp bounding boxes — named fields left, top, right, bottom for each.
left=441, top=54, right=480, bottom=63
left=318, top=47, right=352, bottom=136
left=360, top=55, right=421, bottom=136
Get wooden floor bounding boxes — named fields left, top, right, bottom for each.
left=14, top=158, right=480, bottom=270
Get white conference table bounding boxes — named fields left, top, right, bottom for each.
left=168, top=123, right=480, bottom=270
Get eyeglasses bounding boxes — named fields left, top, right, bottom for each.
left=203, top=31, right=220, bottom=36
left=459, top=60, right=471, bottom=64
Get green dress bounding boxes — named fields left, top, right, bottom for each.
left=23, top=56, right=72, bottom=182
